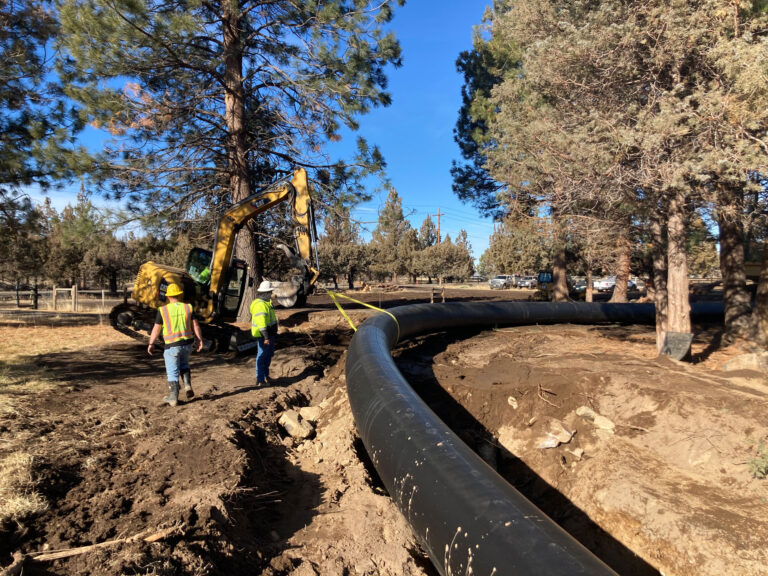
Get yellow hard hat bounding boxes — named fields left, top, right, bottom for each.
left=165, top=283, right=184, bottom=297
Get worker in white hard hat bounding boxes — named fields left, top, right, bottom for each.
left=250, top=280, right=278, bottom=386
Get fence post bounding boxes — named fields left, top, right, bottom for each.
left=32, top=284, right=38, bottom=310
left=15, top=280, right=20, bottom=308
left=52, top=286, right=57, bottom=310
left=71, top=284, right=78, bottom=312
left=101, top=290, right=105, bottom=312
left=123, top=286, right=129, bottom=304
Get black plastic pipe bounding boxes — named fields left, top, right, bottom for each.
left=345, top=301, right=723, bottom=576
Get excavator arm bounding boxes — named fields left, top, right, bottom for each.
left=203, top=167, right=319, bottom=320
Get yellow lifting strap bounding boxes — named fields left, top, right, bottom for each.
left=327, top=290, right=401, bottom=343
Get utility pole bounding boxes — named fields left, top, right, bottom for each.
left=431, top=207, right=442, bottom=244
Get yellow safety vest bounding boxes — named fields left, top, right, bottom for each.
left=250, top=298, right=276, bottom=338
left=159, top=302, right=194, bottom=344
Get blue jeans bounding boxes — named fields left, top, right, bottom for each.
left=255, top=337, right=274, bottom=382
left=163, top=343, right=192, bottom=382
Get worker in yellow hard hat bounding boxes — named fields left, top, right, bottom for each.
left=148, top=282, right=204, bottom=406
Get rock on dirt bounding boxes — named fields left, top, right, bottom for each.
left=278, top=409, right=314, bottom=440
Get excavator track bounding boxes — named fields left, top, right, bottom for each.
left=109, top=302, right=155, bottom=343
left=109, top=301, right=255, bottom=356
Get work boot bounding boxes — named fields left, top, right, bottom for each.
left=181, top=371, right=194, bottom=399
left=163, top=381, right=179, bottom=407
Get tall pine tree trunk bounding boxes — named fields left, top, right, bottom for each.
left=651, top=203, right=669, bottom=352
left=609, top=231, right=631, bottom=303
left=751, top=241, right=768, bottom=347
left=222, top=1, right=257, bottom=321
left=585, top=270, right=593, bottom=303
left=666, top=188, right=691, bottom=351
left=552, top=224, right=568, bottom=302
left=717, top=183, right=752, bottom=341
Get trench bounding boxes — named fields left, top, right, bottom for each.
left=345, top=301, right=723, bottom=576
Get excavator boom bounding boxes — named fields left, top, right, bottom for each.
left=202, top=167, right=319, bottom=319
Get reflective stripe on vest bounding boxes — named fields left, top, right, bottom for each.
left=160, top=302, right=194, bottom=344
left=250, top=299, right=276, bottom=338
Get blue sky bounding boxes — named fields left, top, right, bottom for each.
left=30, top=1, right=494, bottom=260
left=337, top=1, right=494, bottom=259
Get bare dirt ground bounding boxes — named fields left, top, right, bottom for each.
left=1, top=287, right=767, bottom=576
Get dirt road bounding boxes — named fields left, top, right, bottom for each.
left=1, top=288, right=767, bottom=575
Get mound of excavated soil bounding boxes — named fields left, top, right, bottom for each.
left=395, top=323, right=768, bottom=576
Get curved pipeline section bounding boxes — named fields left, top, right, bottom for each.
left=345, top=301, right=723, bottom=576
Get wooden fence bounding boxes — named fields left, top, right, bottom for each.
left=0, top=286, right=129, bottom=313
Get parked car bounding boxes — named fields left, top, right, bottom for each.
left=594, top=276, right=639, bottom=292
left=518, top=276, right=537, bottom=289
left=570, top=279, right=587, bottom=296
left=489, top=275, right=514, bottom=289
left=594, top=276, right=616, bottom=292
left=469, top=274, right=486, bottom=283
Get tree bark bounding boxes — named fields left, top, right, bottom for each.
left=650, top=204, right=669, bottom=352
left=717, top=183, right=753, bottom=341
left=666, top=188, right=691, bottom=342
left=751, top=241, right=768, bottom=347
left=609, top=232, right=631, bottom=303
left=552, top=228, right=568, bottom=302
left=585, top=269, right=593, bottom=303
left=221, top=1, right=258, bottom=321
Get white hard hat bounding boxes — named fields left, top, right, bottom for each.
left=257, top=280, right=274, bottom=293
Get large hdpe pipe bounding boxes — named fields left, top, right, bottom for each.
left=345, top=301, right=722, bottom=576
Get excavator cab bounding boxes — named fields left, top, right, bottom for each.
left=186, top=247, right=213, bottom=285
left=185, top=247, right=248, bottom=322
left=217, top=259, right=248, bottom=321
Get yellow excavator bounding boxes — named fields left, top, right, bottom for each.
left=110, top=168, right=319, bottom=353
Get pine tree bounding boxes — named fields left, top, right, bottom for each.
left=483, top=217, right=551, bottom=276
left=369, top=187, right=411, bottom=281
left=0, top=193, right=46, bottom=282
left=1, top=0, right=88, bottom=194
left=418, top=215, right=438, bottom=250
left=461, top=0, right=768, bottom=350
left=451, top=1, right=523, bottom=220
left=317, top=203, right=368, bottom=289
left=57, top=0, right=403, bottom=315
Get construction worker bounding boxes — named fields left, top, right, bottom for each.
left=147, top=283, right=204, bottom=406
left=250, top=280, right=278, bottom=386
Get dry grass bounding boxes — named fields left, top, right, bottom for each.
left=0, top=452, right=48, bottom=525
left=0, top=325, right=133, bottom=412
left=0, top=364, right=58, bottom=418
left=124, top=410, right=152, bottom=437
left=0, top=324, right=130, bottom=361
